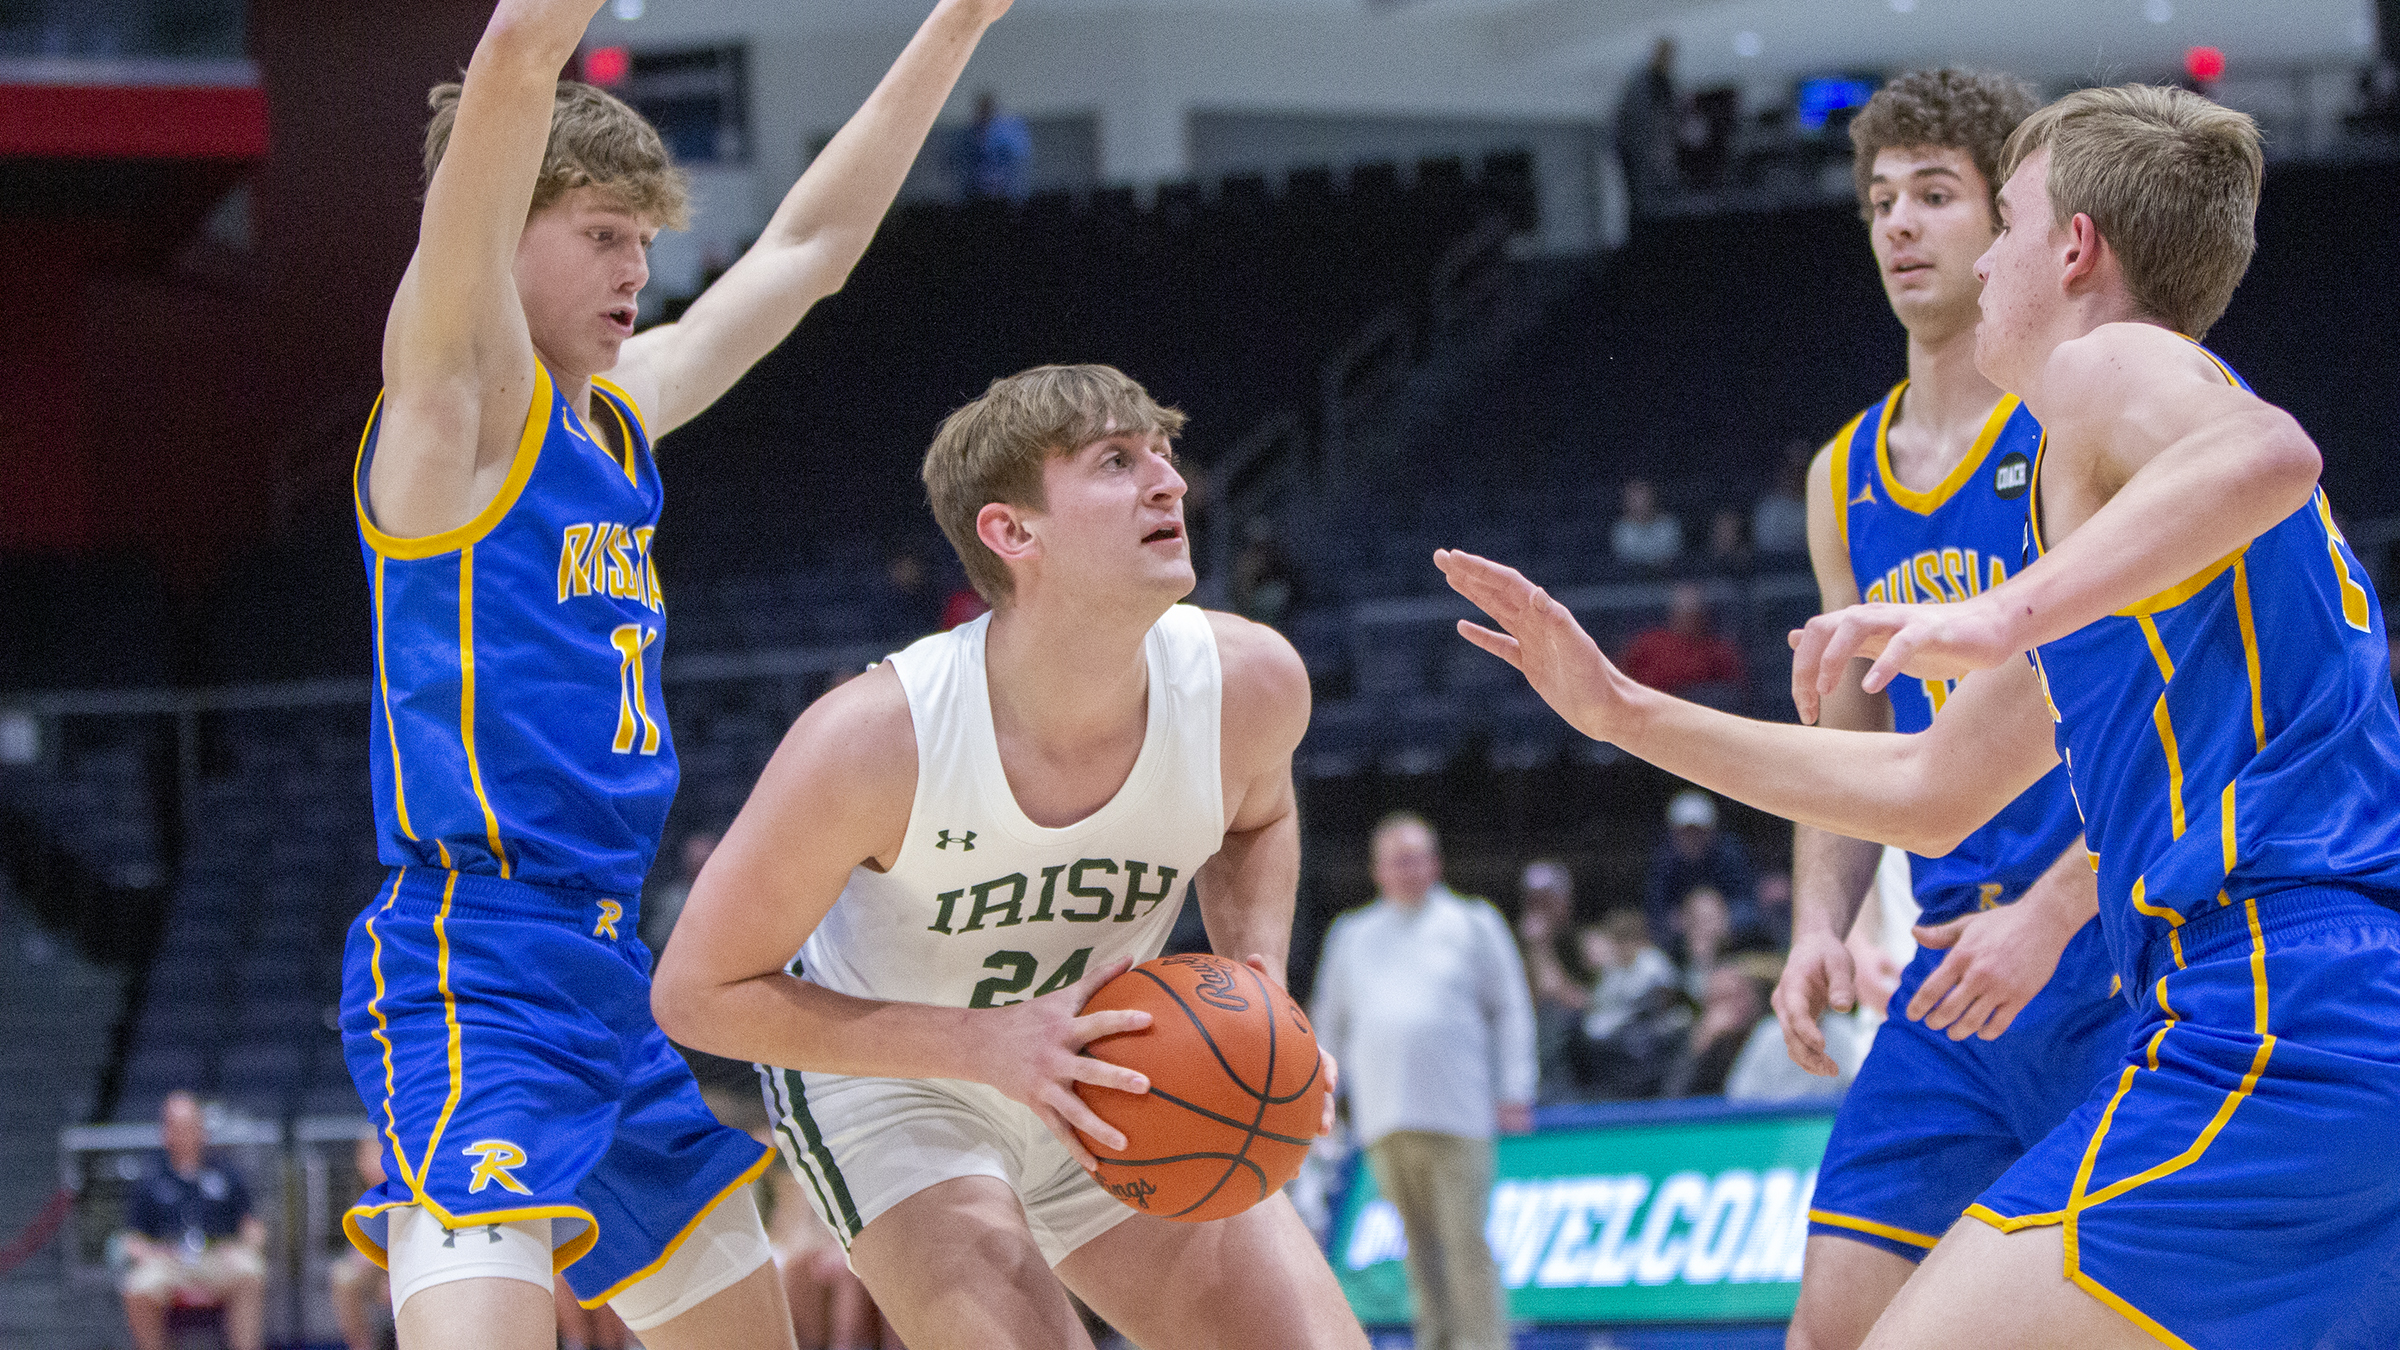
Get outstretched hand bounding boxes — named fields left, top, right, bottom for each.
left=1787, top=597, right=2018, bottom=725
left=978, top=956, right=1152, bottom=1171
left=1435, top=550, right=1631, bottom=744
left=1906, top=901, right=2075, bottom=1041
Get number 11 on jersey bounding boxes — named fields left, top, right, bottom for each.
left=610, top=623, right=662, bottom=755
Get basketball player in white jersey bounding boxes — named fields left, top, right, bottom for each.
left=652, top=365, right=1368, bottom=1350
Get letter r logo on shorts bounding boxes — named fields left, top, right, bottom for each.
left=463, top=1139, right=531, bottom=1195
left=594, top=900, right=623, bottom=940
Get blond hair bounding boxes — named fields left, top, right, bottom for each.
left=922, top=365, right=1188, bottom=603
left=424, top=80, right=690, bottom=231
left=1849, top=68, right=2040, bottom=220
left=1998, top=84, right=2261, bottom=339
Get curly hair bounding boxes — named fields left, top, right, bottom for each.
left=1849, top=68, right=2041, bottom=221
left=424, top=80, right=690, bottom=231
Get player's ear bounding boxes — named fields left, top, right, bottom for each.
left=976, top=500, right=1041, bottom=568
left=2059, top=211, right=2106, bottom=293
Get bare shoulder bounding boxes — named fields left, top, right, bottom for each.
left=2043, top=322, right=2229, bottom=416
left=753, top=662, right=918, bottom=855
left=1202, top=608, right=1311, bottom=752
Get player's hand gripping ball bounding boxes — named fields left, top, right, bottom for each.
left=1073, top=952, right=1329, bottom=1222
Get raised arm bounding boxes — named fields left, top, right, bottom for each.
left=612, top=0, right=1011, bottom=437
left=371, top=0, right=603, bottom=539
left=649, top=663, right=1150, bottom=1168
left=1791, top=324, right=2322, bottom=709
left=1433, top=549, right=2060, bottom=855
left=1775, top=440, right=1898, bottom=1074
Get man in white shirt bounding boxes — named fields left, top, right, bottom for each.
left=1311, top=813, right=1538, bottom=1350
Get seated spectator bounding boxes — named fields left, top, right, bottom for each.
left=941, top=580, right=991, bottom=630
left=1642, top=789, right=1759, bottom=949
left=118, top=1092, right=266, bottom=1350
left=1673, top=883, right=1735, bottom=993
left=1662, top=961, right=1772, bottom=1098
left=1753, top=871, right=1794, bottom=950
left=1705, top=508, right=1751, bottom=571
left=1567, top=907, right=1688, bottom=1099
left=1610, top=477, right=1682, bottom=567
left=1231, top=524, right=1299, bottom=630
left=955, top=90, right=1033, bottom=204
left=1751, top=441, right=1812, bottom=556
left=883, top=546, right=944, bottom=636
left=1726, top=959, right=1865, bottom=1103
left=328, top=1134, right=392, bottom=1350
left=1515, top=859, right=1589, bottom=1102
left=1620, top=582, right=1745, bottom=703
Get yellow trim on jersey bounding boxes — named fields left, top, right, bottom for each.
left=576, top=1147, right=775, bottom=1309
left=2028, top=433, right=2051, bottom=555
left=364, top=872, right=415, bottom=1188
left=355, top=364, right=555, bottom=561
left=1825, top=408, right=1868, bottom=561
left=1963, top=1203, right=2065, bottom=1233
left=420, top=872, right=467, bottom=1178
left=1806, top=1208, right=1941, bottom=1250
left=2220, top=782, right=2240, bottom=879
left=2067, top=1269, right=2199, bottom=1349
left=2313, top=491, right=2374, bottom=631
left=1876, top=385, right=2019, bottom=515
left=2114, top=546, right=2245, bottom=618
left=372, top=557, right=417, bottom=842
left=341, top=1195, right=602, bottom=1274
left=592, top=375, right=651, bottom=448
left=457, top=549, right=510, bottom=877
left=2230, top=559, right=2266, bottom=751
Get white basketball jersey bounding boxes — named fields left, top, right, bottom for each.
left=796, top=604, right=1227, bottom=1009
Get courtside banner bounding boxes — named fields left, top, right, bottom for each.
left=1329, top=1102, right=1837, bottom=1324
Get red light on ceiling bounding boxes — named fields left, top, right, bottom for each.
left=2185, top=46, right=2226, bottom=82
left=584, top=46, right=631, bottom=86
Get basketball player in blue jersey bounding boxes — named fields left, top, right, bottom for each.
left=1777, top=71, right=2135, bottom=1350
left=1437, top=84, right=2400, bottom=1349
left=651, top=366, right=1365, bottom=1350
left=341, top=2, right=1013, bottom=1347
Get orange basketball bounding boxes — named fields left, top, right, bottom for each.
left=1073, top=952, right=1328, bottom=1223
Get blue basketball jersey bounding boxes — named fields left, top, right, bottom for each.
left=1829, top=385, right=2086, bottom=924
left=354, top=364, right=676, bottom=903
left=2026, top=344, right=2400, bottom=986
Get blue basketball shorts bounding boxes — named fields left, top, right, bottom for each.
left=1969, top=887, right=2400, bottom=1349
left=1807, top=917, right=2133, bottom=1261
left=337, top=867, right=772, bottom=1308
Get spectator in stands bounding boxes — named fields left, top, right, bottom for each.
left=1753, top=870, right=1795, bottom=949
left=1705, top=507, right=1751, bottom=570
left=1232, top=523, right=1299, bottom=630
left=1751, top=441, right=1812, bottom=556
left=1313, top=812, right=1536, bottom=1350
left=1619, top=582, right=1743, bottom=704
left=1661, top=961, right=1772, bottom=1098
left=1609, top=477, right=1682, bottom=567
left=1568, top=907, right=1688, bottom=1099
left=1642, top=790, right=1759, bottom=955
left=1726, top=953, right=1863, bottom=1103
left=1674, top=883, right=1736, bottom=993
left=954, top=90, right=1032, bottom=203
left=883, top=546, right=944, bottom=636
left=1615, top=37, right=1681, bottom=219
left=329, top=1134, right=392, bottom=1350
left=640, top=828, right=721, bottom=954
left=1514, top=859, right=1589, bottom=1103
left=118, top=1092, right=266, bottom=1350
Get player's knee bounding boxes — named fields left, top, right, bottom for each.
left=386, top=1205, right=556, bottom=1319
left=607, top=1192, right=772, bottom=1333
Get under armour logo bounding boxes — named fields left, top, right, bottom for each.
left=1850, top=483, right=1876, bottom=506
left=594, top=899, right=623, bottom=940
left=441, top=1224, right=505, bottom=1248
left=936, top=830, right=976, bottom=851
left=463, top=1139, right=531, bottom=1195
